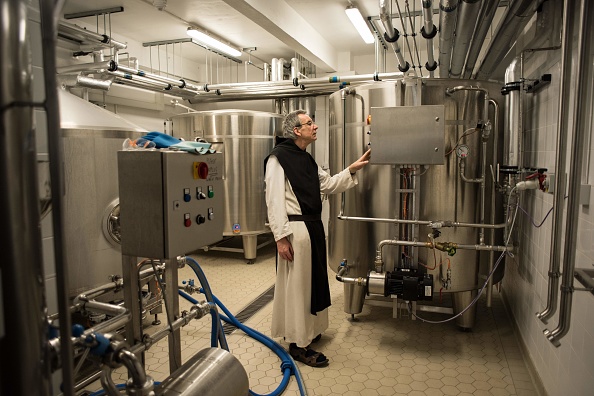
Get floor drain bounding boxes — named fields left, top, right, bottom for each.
left=222, top=285, right=275, bottom=335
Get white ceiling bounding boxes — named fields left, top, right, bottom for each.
left=60, top=0, right=442, bottom=74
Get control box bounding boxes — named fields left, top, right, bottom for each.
left=117, top=150, right=224, bottom=258
left=370, top=105, right=445, bottom=165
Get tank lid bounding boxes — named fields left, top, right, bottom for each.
left=59, top=89, right=147, bottom=132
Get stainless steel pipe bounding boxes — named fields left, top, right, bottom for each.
left=58, top=20, right=127, bottom=51
left=438, top=0, right=459, bottom=77
left=536, top=19, right=572, bottom=325
left=337, top=215, right=506, bottom=229
left=544, top=0, right=591, bottom=346
left=449, top=0, right=481, bottom=78
left=0, top=0, right=52, bottom=394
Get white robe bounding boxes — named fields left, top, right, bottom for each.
left=265, top=155, right=357, bottom=347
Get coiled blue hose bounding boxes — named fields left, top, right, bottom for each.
left=181, top=256, right=307, bottom=396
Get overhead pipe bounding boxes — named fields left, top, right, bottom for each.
left=109, top=70, right=174, bottom=90
left=543, top=0, right=590, bottom=346
left=420, top=0, right=438, bottom=76
left=58, top=20, right=127, bottom=51
left=375, top=36, right=386, bottom=73
left=379, top=0, right=410, bottom=72
left=202, top=72, right=402, bottom=93
left=475, top=0, right=546, bottom=79
left=449, top=0, right=482, bottom=78
left=56, top=60, right=116, bottom=74
left=58, top=74, right=114, bottom=91
left=116, top=64, right=193, bottom=90
left=463, top=0, right=499, bottom=78
left=59, top=57, right=402, bottom=100
left=291, top=57, right=299, bottom=81
left=438, top=0, right=459, bottom=78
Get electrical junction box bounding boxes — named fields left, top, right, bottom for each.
left=118, top=150, right=224, bottom=259
left=370, top=105, right=445, bottom=165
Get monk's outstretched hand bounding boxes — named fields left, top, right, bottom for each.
left=348, top=149, right=371, bottom=174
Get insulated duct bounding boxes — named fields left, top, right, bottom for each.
left=379, top=0, right=409, bottom=72
left=503, top=58, right=520, bottom=167
left=421, top=0, right=438, bottom=76
left=475, top=0, right=546, bottom=79
left=449, top=0, right=481, bottom=77
left=463, top=0, right=499, bottom=78
left=438, top=0, right=459, bottom=78
left=58, top=74, right=114, bottom=91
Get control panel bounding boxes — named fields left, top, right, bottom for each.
left=118, top=150, right=224, bottom=258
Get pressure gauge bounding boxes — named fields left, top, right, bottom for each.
left=456, top=144, right=470, bottom=159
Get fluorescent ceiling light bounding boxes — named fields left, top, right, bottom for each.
left=345, top=5, right=375, bottom=44
left=186, top=28, right=242, bottom=57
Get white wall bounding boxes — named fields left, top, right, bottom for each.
left=500, top=3, right=594, bottom=396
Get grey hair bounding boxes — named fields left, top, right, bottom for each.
left=282, top=109, right=307, bottom=139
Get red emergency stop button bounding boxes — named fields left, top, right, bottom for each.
left=193, top=162, right=210, bottom=179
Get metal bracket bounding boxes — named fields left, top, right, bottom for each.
left=524, top=74, right=552, bottom=94
left=64, top=7, right=124, bottom=20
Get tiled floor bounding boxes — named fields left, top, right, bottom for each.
left=89, top=241, right=543, bottom=396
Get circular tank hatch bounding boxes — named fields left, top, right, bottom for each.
left=102, top=198, right=122, bottom=246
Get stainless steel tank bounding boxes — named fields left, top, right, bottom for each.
left=328, top=78, right=504, bottom=328
left=58, top=90, right=146, bottom=296
left=170, top=110, right=282, bottom=262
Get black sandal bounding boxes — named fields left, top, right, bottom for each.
left=312, top=334, right=322, bottom=343
left=289, top=344, right=329, bottom=367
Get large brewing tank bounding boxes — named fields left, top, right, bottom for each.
left=170, top=110, right=282, bottom=262
left=57, top=90, right=146, bottom=297
left=328, top=78, right=505, bottom=328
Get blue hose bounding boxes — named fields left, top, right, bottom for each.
left=183, top=257, right=228, bottom=350
left=177, top=289, right=220, bottom=348
left=180, top=257, right=306, bottom=396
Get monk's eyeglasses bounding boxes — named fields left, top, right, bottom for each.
left=295, top=120, right=314, bottom=128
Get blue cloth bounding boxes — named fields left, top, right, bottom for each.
left=170, top=141, right=216, bottom=155
left=143, top=132, right=182, bottom=148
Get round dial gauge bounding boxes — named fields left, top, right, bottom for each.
left=456, top=144, right=470, bottom=159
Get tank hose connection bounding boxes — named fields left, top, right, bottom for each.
left=515, top=180, right=539, bottom=191
left=524, top=169, right=548, bottom=191
left=176, top=256, right=187, bottom=268
left=181, top=278, right=197, bottom=293
left=337, top=259, right=348, bottom=276
left=336, top=259, right=368, bottom=286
